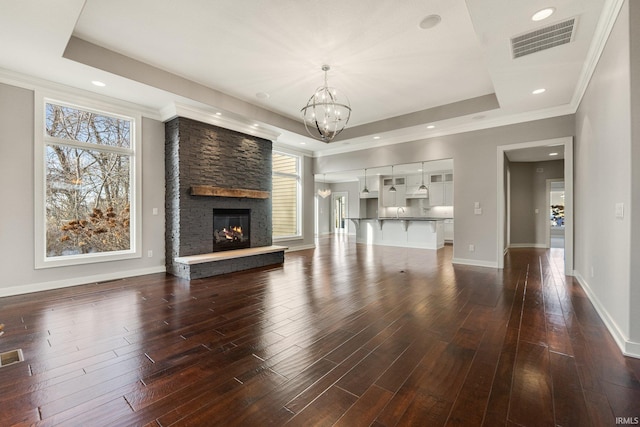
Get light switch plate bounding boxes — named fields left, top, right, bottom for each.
left=474, top=202, right=480, bottom=209
left=615, top=203, right=624, bottom=219
left=474, top=208, right=482, bottom=215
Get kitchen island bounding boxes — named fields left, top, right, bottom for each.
left=348, top=217, right=446, bottom=250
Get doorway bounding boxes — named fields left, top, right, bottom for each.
left=548, top=179, right=565, bottom=248
left=497, top=136, right=574, bottom=275
left=332, top=192, right=348, bottom=234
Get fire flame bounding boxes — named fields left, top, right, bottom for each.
left=222, top=226, right=243, bottom=240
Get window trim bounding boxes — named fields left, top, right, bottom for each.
left=272, top=150, right=302, bottom=241
left=34, top=91, right=142, bottom=268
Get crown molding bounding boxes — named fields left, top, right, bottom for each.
left=570, top=0, right=625, bottom=109
left=272, top=142, right=314, bottom=157
left=0, top=68, right=161, bottom=120
left=313, top=103, right=575, bottom=158
left=161, top=102, right=281, bottom=141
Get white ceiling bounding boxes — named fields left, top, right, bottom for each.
left=0, top=0, right=615, bottom=158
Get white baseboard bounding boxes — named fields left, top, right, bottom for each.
left=285, top=244, right=316, bottom=252
left=451, top=257, right=498, bottom=268
left=574, top=271, right=639, bottom=359
left=0, top=266, right=166, bottom=298
left=508, top=243, right=548, bottom=249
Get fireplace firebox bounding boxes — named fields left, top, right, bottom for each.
left=212, top=209, right=251, bottom=252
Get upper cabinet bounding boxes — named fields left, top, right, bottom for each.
left=405, top=173, right=429, bottom=199
left=427, top=171, right=453, bottom=206
left=359, top=175, right=380, bottom=198
left=382, top=176, right=406, bottom=207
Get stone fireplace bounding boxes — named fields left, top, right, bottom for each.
left=165, top=117, right=282, bottom=279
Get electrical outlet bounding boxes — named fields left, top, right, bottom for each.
left=468, top=244, right=475, bottom=252
left=152, top=208, right=158, bottom=216
left=535, top=208, right=539, bottom=214
left=147, top=250, right=153, bottom=258
left=474, top=208, right=482, bottom=215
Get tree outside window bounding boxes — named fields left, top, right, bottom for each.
left=42, top=102, right=135, bottom=259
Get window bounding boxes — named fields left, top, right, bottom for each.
left=272, top=151, right=301, bottom=239
left=35, top=94, right=141, bottom=268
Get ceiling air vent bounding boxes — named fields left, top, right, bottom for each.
left=511, top=18, right=576, bottom=59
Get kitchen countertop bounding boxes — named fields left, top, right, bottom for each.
left=348, top=217, right=452, bottom=221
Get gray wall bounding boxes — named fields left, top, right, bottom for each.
left=0, top=82, right=166, bottom=295
left=575, top=0, right=634, bottom=346
left=314, top=115, right=575, bottom=266
left=314, top=181, right=361, bottom=235
left=330, top=181, right=360, bottom=234
left=315, top=182, right=332, bottom=235
left=629, top=0, right=640, bottom=347
left=509, top=160, right=564, bottom=246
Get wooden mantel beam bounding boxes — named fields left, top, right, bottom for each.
left=190, top=185, right=270, bottom=199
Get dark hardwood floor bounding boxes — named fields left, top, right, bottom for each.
left=1, top=236, right=639, bottom=426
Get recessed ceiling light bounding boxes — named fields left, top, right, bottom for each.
left=419, top=14, right=442, bottom=29
left=532, top=88, right=546, bottom=95
left=373, top=136, right=381, bottom=140
left=91, top=80, right=106, bottom=87
left=427, top=125, right=435, bottom=129
left=532, top=7, right=555, bottom=22
left=549, top=152, right=559, bottom=156
left=300, top=142, right=306, bottom=145
left=256, top=92, right=270, bottom=99
left=253, top=123, right=259, bottom=127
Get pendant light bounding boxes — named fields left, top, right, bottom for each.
left=362, top=168, right=369, bottom=194
left=419, top=161, right=429, bottom=195
left=389, top=165, right=397, bottom=193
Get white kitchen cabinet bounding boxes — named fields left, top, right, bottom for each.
left=405, top=173, right=428, bottom=199
left=428, top=174, right=444, bottom=206
left=382, top=177, right=406, bottom=207
left=405, top=174, right=423, bottom=186
left=359, top=175, right=380, bottom=198
left=444, top=219, right=454, bottom=242
left=428, top=171, right=453, bottom=206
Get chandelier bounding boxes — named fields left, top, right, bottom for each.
left=301, top=65, right=351, bottom=143
left=317, top=174, right=332, bottom=198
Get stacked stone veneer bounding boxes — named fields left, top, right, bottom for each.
left=165, top=117, right=278, bottom=279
